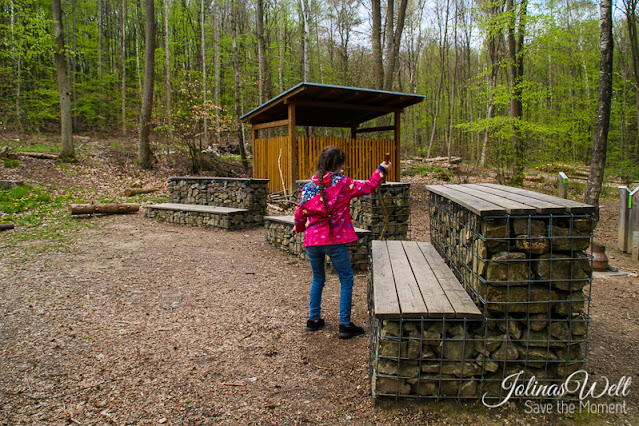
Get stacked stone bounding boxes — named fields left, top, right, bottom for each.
left=294, top=180, right=411, bottom=240
left=264, top=216, right=371, bottom=272
left=146, top=207, right=248, bottom=231
left=168, top=177, right=269, bottom=226
left=406, top=192, right=595, bottom=398
left=371, top=312, right=589, bottom=398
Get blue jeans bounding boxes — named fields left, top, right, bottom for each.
left=306, top=244, right=354, bottom=325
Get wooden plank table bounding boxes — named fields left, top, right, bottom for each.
left=426, top=183, right=596, bottom=216
left=371, top=240, right=482, bottom=319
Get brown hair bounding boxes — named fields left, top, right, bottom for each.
left=314, top=146, right=345, bottom=236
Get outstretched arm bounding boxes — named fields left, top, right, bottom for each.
left=348, top=162, right=392, bottom=198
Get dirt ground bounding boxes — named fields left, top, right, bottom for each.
left=1, top=143, right=638, bottom=425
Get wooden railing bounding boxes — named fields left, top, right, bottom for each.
left=254, top=136, right=396, bottom=194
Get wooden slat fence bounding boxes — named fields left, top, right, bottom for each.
left=254, top=136, right=396, bottom=194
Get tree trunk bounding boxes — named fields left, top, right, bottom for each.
left=447, top=10, right=459, bottom=161
left=256, top=0, right=271, bottom=103
left=506, top=0, right=527, bottom=185
left=138, top=0, right=155, bottom=169
left=301, top=0, right=311, bottom=81
left=72, top=0, right=77, bottom=128
left=214, top=1, right=220, bottom=144
left=52, top=0, right=74, bottom=160
left=427, top=0, right=450, bottom=159
left=164, top=0, right=172, bottom=137
left=125, top=188, right=158, bottom=196
left=584, top=0, right=614, bottom=209
left=201, top=0, right=207, bottom=145
left=383, top=0, right=409, bottom=91
left=232, top=2, right=248, bottom=169
left=279, top=2, right=284, bottom=92
left=135, top=0, right=142, bottom=93
left=624, top=0, right=639, bottom=161
left=10, top=0, right=23, bottom=132
left=121, top=0, right=126, bottom=135
left=371, top=0, right=383, bottom=89
left=480, top=0, right=505, bottom=167
left=69, top=203, right=140, bottom=215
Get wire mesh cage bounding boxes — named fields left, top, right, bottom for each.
left=295, top=180, right=412, bottom=241
left=400, top=191, right=594, bottom=399
left=264, top=216, right=372, bottom=272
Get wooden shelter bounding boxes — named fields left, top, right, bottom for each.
left=240, top=83, right=424, bottom=194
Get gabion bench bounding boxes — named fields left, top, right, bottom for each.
left=369, top=240, right=484, bottom=398
left=145, top=203, right=250, bottom=231
left=412, top=183, right=593, bottom=400
left=264, top=215, right=372, bottom=272
left=146, top=177, right=269, bottom=230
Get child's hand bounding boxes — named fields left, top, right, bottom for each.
left=380, top=161, right=392, bottom=172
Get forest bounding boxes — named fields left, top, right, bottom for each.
left=2, top=0, right=638, bottom=186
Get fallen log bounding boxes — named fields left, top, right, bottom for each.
left=0, top=180, right=24, bottom=190
left=16, top=152, right=58, bottom=160
left=0, top=222, right=15, bottom=231
left=69, top=203, right=140, bottom=215
left=422, top=156, right=462, bottom=164
left=125, top=188, right=158, bottom=197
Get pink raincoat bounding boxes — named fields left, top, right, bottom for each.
left=294, top=167, right=386, bottom=247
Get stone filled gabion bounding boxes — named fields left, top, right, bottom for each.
left=370, top=314, right=589, bottom=399
left=295, top=180, right=411, bottom=240
left=264, top=216, right=371, bottom=272
left=146, top=208, right=248, bottom=231
left=371, top=192, right=596, bottom=399
left=168, top=177, right=269, bottom=227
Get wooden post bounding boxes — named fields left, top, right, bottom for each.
left=288, top=102, right=297, bottom=194
left=394, top=111, right=401, bottom=182
left=619, top=186, right=630, bottom=252
left=631, top=189, right=639, bottom=260
left=252, top=126, right=258, bottom=178
left=350, top=126, right=357, bottom=142
left=618, top=186, right=639, bottom=259
left=558, top=172, right=568, bottom=198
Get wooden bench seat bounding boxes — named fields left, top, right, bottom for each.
left=145, top=203, right=250, bottom=230
left=371, top=240, right=482, bottom=319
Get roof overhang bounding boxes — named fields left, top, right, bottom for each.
left=240, top=82, right=425, bottom=128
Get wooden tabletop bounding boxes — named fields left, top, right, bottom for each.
left=371, top=240, right=482, bottom=319
left=425, top=183, right=596, bottom=216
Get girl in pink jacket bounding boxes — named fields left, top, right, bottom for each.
left=294, top=146, right=391, bottom=339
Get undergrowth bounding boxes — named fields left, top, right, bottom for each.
left=0, top=185, right=96, bottom=253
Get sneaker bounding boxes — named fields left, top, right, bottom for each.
left=339, top=322, right=364, bottom=339
left=306, top=319, right=325, bottom=332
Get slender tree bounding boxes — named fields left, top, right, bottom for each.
left=121, top=0, right=126, bottom=135
left=201, top=0, right=207, bottom=145
left=623, top=0, right=639, bottom=159
left=584, top=0, right=614, bottom=208
left=383, top=0, right=409, bottom=91
left=138, top=0, right=156, bottom=169
left=506, top=0, right=528, bottom=185
left=52, top=0, right=74, bottom=160
left=371, top=0, right=384, bottom=89
left=256, top=0, right=270, bottom=103
left=301, top=0, right=311, bottom=81
left=232, top=1, right=248, bottom=169
left=164, top=0, right=172, bottom=136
